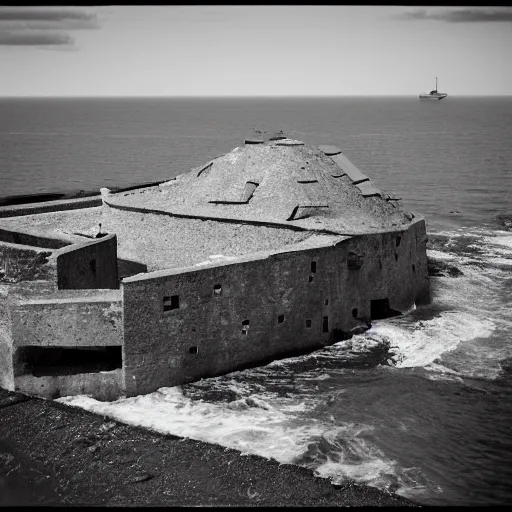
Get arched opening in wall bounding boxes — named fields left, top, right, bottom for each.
left=352, top=308, right=358, bottom=318
left=311, top=261, right=317, bottom=273
left=17, top=346, right=122, bottom=377
left=241, top=320, right=250, bottom=335
left=370, top=298, right=401, bottom=320
left=322, top=316, right=329, bottom=333
left=189, top=346, right=198, bottom=354
left=305, top=319, right=312, bottom=328
left=278, top=314, right=285, bottom=324
left=213, top=284, right=222, bottom=296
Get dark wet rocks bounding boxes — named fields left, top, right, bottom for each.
left=427, top=257, right=464, bottom=277
left=495, top=213, right=512, bottom=231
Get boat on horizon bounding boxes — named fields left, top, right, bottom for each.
left=419, top=77, right=447, bottom=100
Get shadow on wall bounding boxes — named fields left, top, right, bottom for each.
left=55, top=234, right=119, bottom=290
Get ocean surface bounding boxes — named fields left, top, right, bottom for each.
left=1, top=96, right=511, bottom=505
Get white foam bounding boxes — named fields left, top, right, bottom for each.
left=370, top=311, right=495, bottom=369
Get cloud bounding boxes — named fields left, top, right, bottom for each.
left=0, top=8, right=98, bottom=26
left=400, top=8, right=512, bottom=23
left=0, top=31, right=73, bottom=46
left=0, top=7, right=99, bottom=49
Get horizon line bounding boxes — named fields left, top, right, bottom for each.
left=1, top=94, right=511, bottom=99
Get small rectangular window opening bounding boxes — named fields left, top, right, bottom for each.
left=412, top=264, right=416, bottom=273
left=278, top=314, right=285, bottom=324
left=352, top=308, right=358, bottom=318
left=189, top=346, right=198, bottom=354
left=90, top=259, right=96, bottom=274
left=213, top=284, right=222, bottom=296
left=311, top=261, right=317, bottom=273
left=325, top=299, right=329, bottom=306
left=322, top=316, right=329, bottom=333
left=241, top=319, right=250, bottom=335
left=163, top=295, right=179, bottom=311
left=305, top=319, right=312, bottom=328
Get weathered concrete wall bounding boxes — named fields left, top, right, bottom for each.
left=0, top=195, right=102, bottom=219
left=122, top=218, right=429, bottom=396
left=55, top=234, right=119, bottom=290
left=9, top=290, right=123, bottom=348
left=0, top=226, right=77, bottom=249
left=0, top=285, right=14, bottom=390
left=0, top=241, right=56, bottom=283
left=14, top=368, right=123, bottom=401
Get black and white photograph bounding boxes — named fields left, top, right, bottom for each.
left=0, top=4, right=511, bottom=507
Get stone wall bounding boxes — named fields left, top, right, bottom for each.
left=122, top=218, right=429, bottom=396
left=8, top=289, right=124, bottom=399
left=0, top=241, right=56, bottom=283
left=55, top=234, right=119, bottom=290
left=9, top=290, right=123, bottom=349
left=14, top=369, right=123, bottom=401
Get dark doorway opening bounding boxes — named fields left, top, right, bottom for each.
left=18, top=346, right=122, bottom=377
left=370, top=298, right=401, bottom=320
left=322, top=316, right=329, bottom=333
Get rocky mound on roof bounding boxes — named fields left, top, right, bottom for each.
left=106, top=138, right=415, bottom=235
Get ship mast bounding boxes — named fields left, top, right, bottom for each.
left=435, top=77, right=438, bottom=93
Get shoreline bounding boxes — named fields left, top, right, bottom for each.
left=0, top=388, right=418, bottom=506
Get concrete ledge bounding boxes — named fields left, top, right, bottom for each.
left=0, top=226, right=79, bottom=249
left=0, top=196, right=102, bottom=219
left=15, top=369, right=123, bottom=401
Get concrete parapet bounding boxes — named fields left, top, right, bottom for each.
left=54, top=233, right=119, bottom=290
left=0, top=196, right=102, bottom=219
left=0, top=226, right=78, bottom=249
left=9, top=289, right=123, bottom=348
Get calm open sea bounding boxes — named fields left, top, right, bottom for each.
left=2, top=97, right=512, bottom=505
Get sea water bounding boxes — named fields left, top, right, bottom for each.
left=1, top=96, right=511, bottom=505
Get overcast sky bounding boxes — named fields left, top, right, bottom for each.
left=0, top=5, right=511, bottom=96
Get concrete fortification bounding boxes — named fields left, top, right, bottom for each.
left=0, top=136, right=430, bottom=400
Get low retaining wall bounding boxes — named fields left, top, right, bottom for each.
left=0, top=227, right=77, bottom=249
left=0, top=196, right=102, bottom=219
left=9, top=290, right=123, bottom=348
left=15, top=368, right=123, bottom=401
